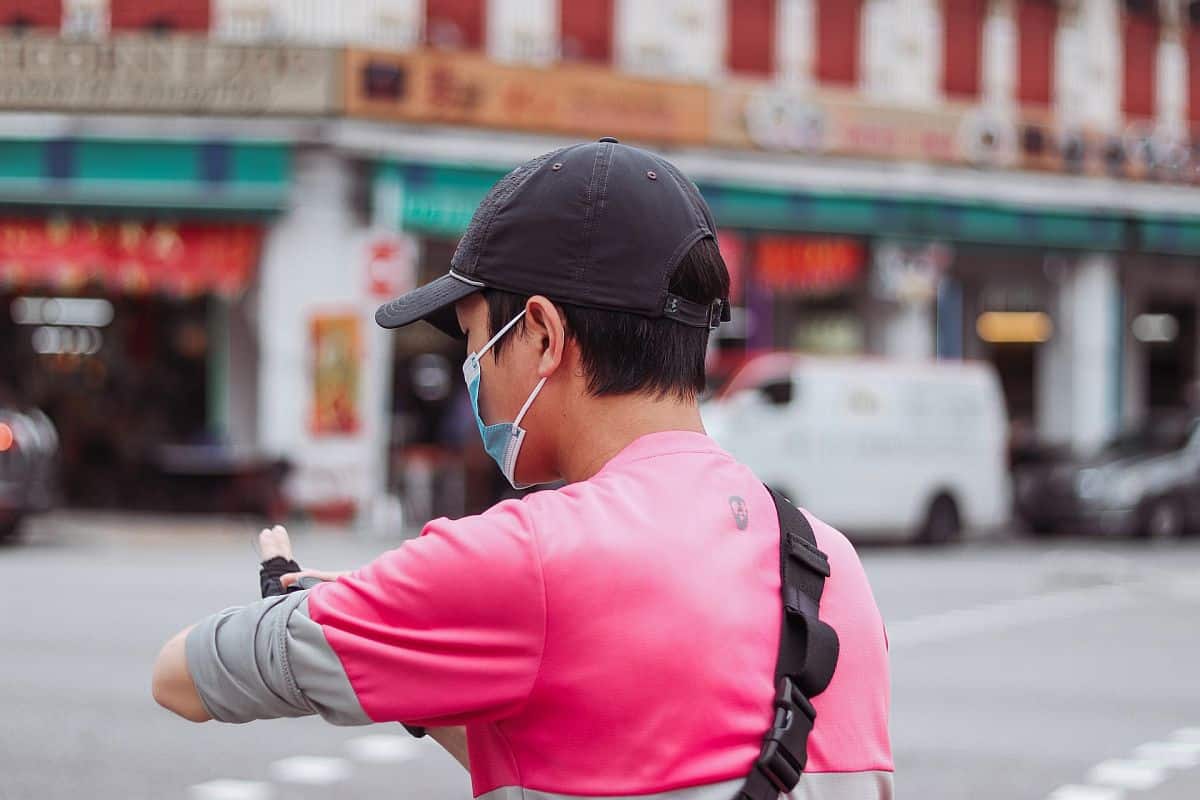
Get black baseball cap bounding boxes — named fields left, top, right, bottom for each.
left=375, top=137, right=731, bottom=337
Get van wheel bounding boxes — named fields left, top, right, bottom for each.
left=1026, top=518, right=1058, bottom=538
left=1138, top=498, right=1184, bottom=540
left=0, top=515, right=22, bottom=545
left=918, top=495, right=961, bottom=545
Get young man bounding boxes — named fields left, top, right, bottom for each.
left=152, top=139, right=893, bottom=799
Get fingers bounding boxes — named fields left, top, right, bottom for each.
left=280, top=569, right=351, bottom=589
left=258, top=524, right=293, bottom=561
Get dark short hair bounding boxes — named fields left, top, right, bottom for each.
left=484, top=237, right=730, bottom=399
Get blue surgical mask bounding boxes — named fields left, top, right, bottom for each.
left=462, top=310, right=548, bottom=489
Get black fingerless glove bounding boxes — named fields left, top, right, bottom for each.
left=260, top=556, right=303, bottom=598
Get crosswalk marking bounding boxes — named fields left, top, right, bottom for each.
left=188, top=779, right=273, bottom=800
left=1085, top=759, right=1166, bottom=792
left=1045, top=785, right=1123, bottom=800
left=267, top=755, right=353, bottom=785
left=1132, top=740, right=1200, bottom=769
left=1172, top=727, right=1200, bottom=744
left=345, top=733, right=425, bottom=764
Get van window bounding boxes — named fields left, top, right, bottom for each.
left=758, top=378, right=794, bottom=406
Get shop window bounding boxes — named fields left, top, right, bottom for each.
left=815, top=0, right=861, bottom=87
left=1016, top=0, right=1055, bottom=107
left=425, top=0, right=485, bottom=50
left=1143, top=301, right=1197, bottom=410
left=561, top=0, right=612, bottom=62
left=728, top=0, right=775, bottom=78
left=109, top=0, right=211, bottom=32
left=0, top=0, right=62, bottom=30
left=1122, top=0, right=1158, bottom=120
left=942, top=0, right=985, bottom=99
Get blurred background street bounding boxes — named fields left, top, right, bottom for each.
left=3, top=0, right=1200, bottom=797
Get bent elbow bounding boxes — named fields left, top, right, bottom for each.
left=152, top=631, right=212, bottom=723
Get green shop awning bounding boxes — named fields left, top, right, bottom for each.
left=379, top=160, right=1200, bottom=255
left=0, top=138, right=291, bottom=214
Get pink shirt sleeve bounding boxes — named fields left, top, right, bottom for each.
left=304, top=499, right=547, bottom=728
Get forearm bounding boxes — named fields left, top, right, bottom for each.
left=151, top=625, right=212, bottom=723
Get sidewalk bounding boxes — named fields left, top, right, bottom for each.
left=16, top=509, right=416, bottom=557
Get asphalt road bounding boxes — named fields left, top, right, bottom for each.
left=2, top=512, right=1198, bottom=800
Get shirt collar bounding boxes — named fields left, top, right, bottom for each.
left=596, top=430, right=726, bottom=476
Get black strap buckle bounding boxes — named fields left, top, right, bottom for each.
left=661, top=294, right=731, bottom=329
left=754, top=677, right=817, bottom=792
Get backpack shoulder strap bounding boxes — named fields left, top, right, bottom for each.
left=736, top=487, right=841, bottom=800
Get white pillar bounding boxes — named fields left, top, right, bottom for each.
left=487, top=0, right=559, bottom=64
left=776, top=0, right=815, bottom=88
left=879, top=302, right=936, bottom=360
left=256, top=148, right=387, bottom=524
left=862, top=0, right=942, bottom=106
left=982, top=0, right=1017, bottom=110
left=1056, top=0, right=1121, bottom=132
left=1158, top=28, right=1187, bottom=137
left=872, top=241, right=940, bottom=360
left=1038, top=253, right=1122, bottom=453
left=615, top=0, right=724, bottom=81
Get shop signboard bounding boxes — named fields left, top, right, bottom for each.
left=754, top=235, right=865, bottom=295
left=712, top=81, right=1197, bottom=184
left=712, top=83, right=979, bottom=165
left=0, top=34, right=341, bottom=114
left=363, top=231, right=417, bottom=299
left=0, top=217, right=261, bottom=296
left=345, top=48, right=709, bottom=145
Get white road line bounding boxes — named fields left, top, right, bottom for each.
left=267, top=756, right=353, bottom=785
left=187, top=779, right=273, bottom=800
left=1086, top=759, right=1167, bottom=792
left=886, top=583, right=1134, bottom=648
left=345, top=733, right=425, bottom=764
left=1045, top=785, right=1123, bottom=800
left=1133, top=740, right=1200, bottom=769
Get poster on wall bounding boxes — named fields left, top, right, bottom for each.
left=310, top=314, right=362, bottom=436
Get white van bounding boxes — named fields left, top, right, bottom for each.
left=702, top=353, right=1012, bottom=543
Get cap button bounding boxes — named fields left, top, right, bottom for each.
left=597, top=136, right=619, bottom=144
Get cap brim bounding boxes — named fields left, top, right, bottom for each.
left=374, top=273, right=481, bottom=336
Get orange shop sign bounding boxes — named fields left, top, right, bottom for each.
left=754, top=236, right=865, bottom=294
left=344, top=48, right=709, bottom=146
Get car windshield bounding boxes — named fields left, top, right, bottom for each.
left=1099, top=416, right=1195, bottom=457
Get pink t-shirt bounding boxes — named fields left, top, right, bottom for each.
left=307, top=431, right=892, bottom=797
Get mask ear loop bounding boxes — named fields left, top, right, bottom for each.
left=513, top=376, right=548, bottom=427
left=477, top=309, right=528, bottom=358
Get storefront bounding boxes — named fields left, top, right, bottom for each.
left=942, top=245, right=1058, bottom=438
left=0, top=215, right=270, bottom=509
left=1121, top=251, right=1200, bottom=419
left=0, top=136, right=292, bottom=512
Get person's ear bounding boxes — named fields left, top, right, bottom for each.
left=524, top=296, right=566, bottom=378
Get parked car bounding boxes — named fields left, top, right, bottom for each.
left=0, top=404, right=59, bottom=542
left=701, top=353, right=1011, bottom=544
left=1015, top=412, right=1200, bottom=538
